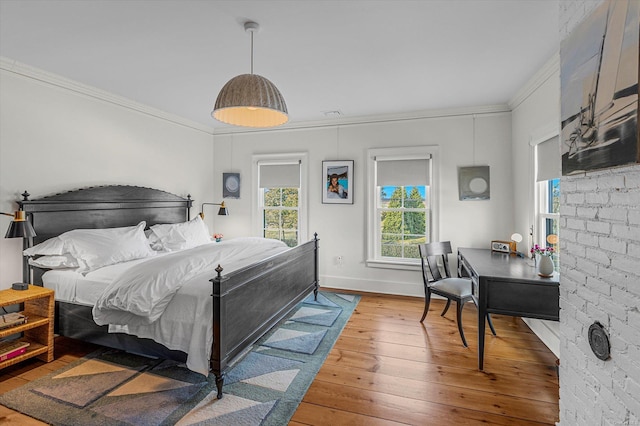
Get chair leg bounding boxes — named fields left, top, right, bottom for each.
left=486, top=313, right=497, bottom=336
left=440, top=299, right=452, bottom=316
left=456, top=301, right=468, bottom=347
left=420, top=290, right=432, bottom=322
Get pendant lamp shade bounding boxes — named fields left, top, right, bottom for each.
left=213, top=73, right=288, bottom=128
left=212, top=21, right=288, bottom=128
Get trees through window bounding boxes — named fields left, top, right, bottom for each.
left=379, top=185, right=428, bottom=259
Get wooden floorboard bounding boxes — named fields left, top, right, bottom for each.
left=0, top=291, right=559, bottom=425
left=292, top=290, right=559, bottom=425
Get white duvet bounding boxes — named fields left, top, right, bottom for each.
left=91, top=237, right=288, bottom=376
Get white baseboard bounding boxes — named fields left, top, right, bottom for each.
left=521, top=317, right=560, bottom=358
left=319, top=274, right=424, bottom=298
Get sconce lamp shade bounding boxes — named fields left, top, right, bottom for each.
left=2, top=210, right=36, bottom=239
left=213, top=74, right=288, bottom=128
left=200, top=202, right=229, bottom=219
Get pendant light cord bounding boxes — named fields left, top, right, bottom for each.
left=472, top=114, right=476, bottom=165
left=250, top=30, right=254, bottom=75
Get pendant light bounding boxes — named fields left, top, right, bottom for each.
left=212, top=21, right=288, bottom=128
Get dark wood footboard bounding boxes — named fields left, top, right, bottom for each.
left=210, top=234, right=319, bottom=398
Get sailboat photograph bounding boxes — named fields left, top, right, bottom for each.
left=560, top=0, right=639, bottom=175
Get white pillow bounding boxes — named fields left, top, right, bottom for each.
left=23, top=237, right=66, bottom=256
left=59, top=221, right=155, bottom=273
left=150, top=216, right=211, bottom=251
left=29, top=254, right=79, bottom=269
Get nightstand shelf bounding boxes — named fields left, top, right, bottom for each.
left=0, top=285, right=54, bottom=369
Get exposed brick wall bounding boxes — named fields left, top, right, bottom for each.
left=559, top=2, right=640, bottom=425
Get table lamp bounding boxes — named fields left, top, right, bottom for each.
left=2, top=210, right=36, bottom=290
left=510, top=233, right=525, bottom=258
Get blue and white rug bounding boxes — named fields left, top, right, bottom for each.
left=0, top=291, right=359, bottom=426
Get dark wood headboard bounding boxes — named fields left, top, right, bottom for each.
left=18, top=185, right=192, bottom=283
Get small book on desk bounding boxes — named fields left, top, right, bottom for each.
left=0, top=341, right=30, bottom=361
left=0, top=312, right=27, bottom=330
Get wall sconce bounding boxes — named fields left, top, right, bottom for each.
left=199, top=202, right=229, bottom=219
left=2, top=210, right=37, bottom=290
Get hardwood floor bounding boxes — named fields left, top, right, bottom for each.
left=292, top=292, right=559, bottom=425
left=0, top=291, right=559, bottom=425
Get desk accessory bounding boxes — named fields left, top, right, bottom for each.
left=490, top=240, right=515, bottom=253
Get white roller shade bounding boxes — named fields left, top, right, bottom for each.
left=536, top=136, right=561, bottom=182
left=376, top=158, right=430, bottom=186
left=259, top=163, right=300, bottom=188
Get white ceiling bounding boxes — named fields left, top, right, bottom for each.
left=0, top=0, right=560, bottom=131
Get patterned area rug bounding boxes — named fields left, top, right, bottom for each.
left=0, top=291, right=359, bottom=426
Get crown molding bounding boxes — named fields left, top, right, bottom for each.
left=1, top=56, right=513, bottom=137
left=212, top=104, right=511, bottom=136
left=508, top=52, right=560, bottom=110
left=0, top=56, right=215, bottom=135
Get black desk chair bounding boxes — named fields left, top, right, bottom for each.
left=418, top=241, right=496, bottom=347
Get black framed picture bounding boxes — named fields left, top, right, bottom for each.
left=223, top=173, right=240, bottom=198
left=322, top=160, right=353, bottom=204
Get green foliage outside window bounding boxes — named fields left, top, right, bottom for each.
left=380, top=186, right=427, bottom=259
left=263, top=188, right=299, bottom=247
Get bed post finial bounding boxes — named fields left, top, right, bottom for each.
left=215, top=265, right=223, bottom=280
left=21, top=191, right=30, bottom=201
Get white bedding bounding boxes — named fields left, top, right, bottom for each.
left=42, top=237, right=288, bottom=376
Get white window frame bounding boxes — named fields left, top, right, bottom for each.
left=530, top=127, right=560, bottom=269
left=536, top=179, right=560, bottom=247
left=366, top=146, right=439, bottom=270
left=252, top=153, right=308, bottom=245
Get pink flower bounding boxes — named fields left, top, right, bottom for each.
left=531, top=245, right=554, bottom=256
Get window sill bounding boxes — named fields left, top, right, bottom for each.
left=366, top=259, right=422, bottom=272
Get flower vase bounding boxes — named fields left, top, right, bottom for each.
left=215, top=238, right=221, bottom=243
left=537, top=255, right=554, bottom=277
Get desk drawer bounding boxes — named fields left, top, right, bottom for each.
left=486, top=279, right=559, bottom=320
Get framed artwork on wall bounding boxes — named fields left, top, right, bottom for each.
left=560, top=0, right=639, bottom=175
left=223, top=173, right=240, bottom=198
left=458, top=165, right=490, bottom=201
left=322, top=160, right=353, bottom=204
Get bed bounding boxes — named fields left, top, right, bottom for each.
left=17, top=185, right=319, bottom=399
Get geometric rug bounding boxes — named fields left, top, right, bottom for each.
left=0, top=291, right=359, bottom=426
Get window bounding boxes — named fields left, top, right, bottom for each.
left=379, top=185, right=429, bottom=259
left=263, top=187, right=299, bottom=247
left=534, top=135, right=561, bottom=269
left=536, top=178, right=560, bottom=268
left=253, top=154, right=307, bottom=247
left=367, top=147, right=438, bottom=269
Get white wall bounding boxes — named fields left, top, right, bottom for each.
left=510, top=57, right=562, bottom=357
left=559, top=1, right=640, bottom=424
left=0, top=66, right=215, bottom=289
left=213, top=110, right=514, bottom=296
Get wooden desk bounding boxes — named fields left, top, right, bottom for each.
left=457, top=248, right=559, bottom=370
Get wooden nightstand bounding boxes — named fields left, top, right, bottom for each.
left=0, top=285, right=54, bottom=369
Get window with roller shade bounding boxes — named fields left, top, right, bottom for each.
left=367, top=146, right=437, bottom=267
left=257, top=159, right=302, bottom=247
left=535, top=136, right=561, bottom=270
